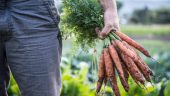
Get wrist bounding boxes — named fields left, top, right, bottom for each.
left=105, top=8, right=116, bottom=13
left=105, top=8, right=119, bottom=18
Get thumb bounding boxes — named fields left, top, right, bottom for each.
left=100, top=24, right=114, bottom=39
left=95, top=27, right=102, bottom=39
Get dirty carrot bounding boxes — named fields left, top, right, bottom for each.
left=110, top=67, right=121, bottom=96
left=103, top=48, right=121, bottom=96
left=103, top=48, right=115, bottom=77
left=114, top=31, right=151, bottom=57
left=104, top=69, right=107, bottom=86
left=112, top=40, right=129, bottom=84
left=108, top=44, right=129, bottom=92
left=96, top=51, right=105, bottom=93
left=123, top=41, right=153, bottom=82
left=121, top=61, right=129, bottom=83
left=120, top=53, right=145, bottom=85
left=134, top=58, right=153, bottom=82
left=108, top=44, right=124, bottom=78
left=113, top=40, right=138, bottom=61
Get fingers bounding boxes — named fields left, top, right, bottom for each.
left=101, top=24, right=114, bottom=38
left=95, top=27, right=103, bottom=39
left=95, top=24, right=115, bottom=39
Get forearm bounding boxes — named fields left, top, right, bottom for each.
left=97, top=0, right=120, bottom=38
left=99, top=0, right=118, bottom=12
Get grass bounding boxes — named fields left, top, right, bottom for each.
left=121, top=25, right=170, bottom=36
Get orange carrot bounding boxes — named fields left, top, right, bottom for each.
left=135, top=57, right=153, bottom=82
left=123, top=41, right=153, bottom=82
left=114, top=31, right=151, bottom=57
left=108, top=44, right=129, bottom=92
left=121, top=53, right=145, bottom=85
left=96, top=52, right=105, bottom=93
left=104, top=69, right=108, bottom=86
left=113, top=40, right=138, bottom=61
left=112, top=40, right=129, bottom=84
left=110, top=67, right=121, bottom=96
left=121, top=61, right=129, bottom=82
left=103, top=48, right=115, bottom=77
left=103, top=48, right=121, bottom=96
left=108, top=44, right=124, bottom=78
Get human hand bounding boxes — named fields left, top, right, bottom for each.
left=96, top=0, right=120, bottom=39
left=96, top=9, right=120, bottom=39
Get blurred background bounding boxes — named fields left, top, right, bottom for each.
left=8, top=0, right=170, bottom=96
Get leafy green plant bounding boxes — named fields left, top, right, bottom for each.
left=7, top=75, right=21, bottom=96
left=60, top=62, right=96, bottom=96
left=146, top=52, right=170, bottom=83
left=164, top=80, right=170, bottom=96
left=60, top=0, right=103, bottom=50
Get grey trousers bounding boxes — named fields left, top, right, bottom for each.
left=0, top=0, right=62, bottom=96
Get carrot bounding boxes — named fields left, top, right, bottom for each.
left=135, top=57, right=153, bottom=82
left=112, top=40, right=129, bottom=85
left=120, top=53, right=145, bottom=85
left=113, top=40, right=144, bottom=85
left=104, top=69, right=108, bottom=86
left=113, top=40, right=138, bottom=61
left=110, top=67, right=121, bottom=96
left=108, top=44, right=124, bottom=78
left=136, top=57, right=153, bottom=81
left=114, top=31, right=151, bottom=57
left=103, top=48, right=115, bottom=77
left=121, top=61, right=129, bottom=82
left=96, top=52, right=105, bottom=93
left=103, top=48, right=121, bottom=96
left=123, top=41, right=153, bottom=82
left=108, top=44, right=129, bottom=92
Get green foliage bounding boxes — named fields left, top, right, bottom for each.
left=60, top=0, right=123, bottom=51
left=130, top=8, right=170, bottom=24
left=148, top=52, right=170, bottom=83
left=152, top=8, right=170, bottom=24
left=164, top=80, right=170, bottom=96
left=7, top=75, right=20, bottom=96
left=60, top=61, right=96, bottom=96
left=60, top=0, right=103, bottom=50
left=116, top=1, right=123, bottom=11
left=130, top=7, right=151, bottom=24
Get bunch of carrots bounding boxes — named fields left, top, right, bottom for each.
left=96, top=31, right=155, bottom=96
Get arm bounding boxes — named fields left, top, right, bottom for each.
left=100, top=0, right=118, bottom=11
left=96, top=0, right=120, bottom=39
